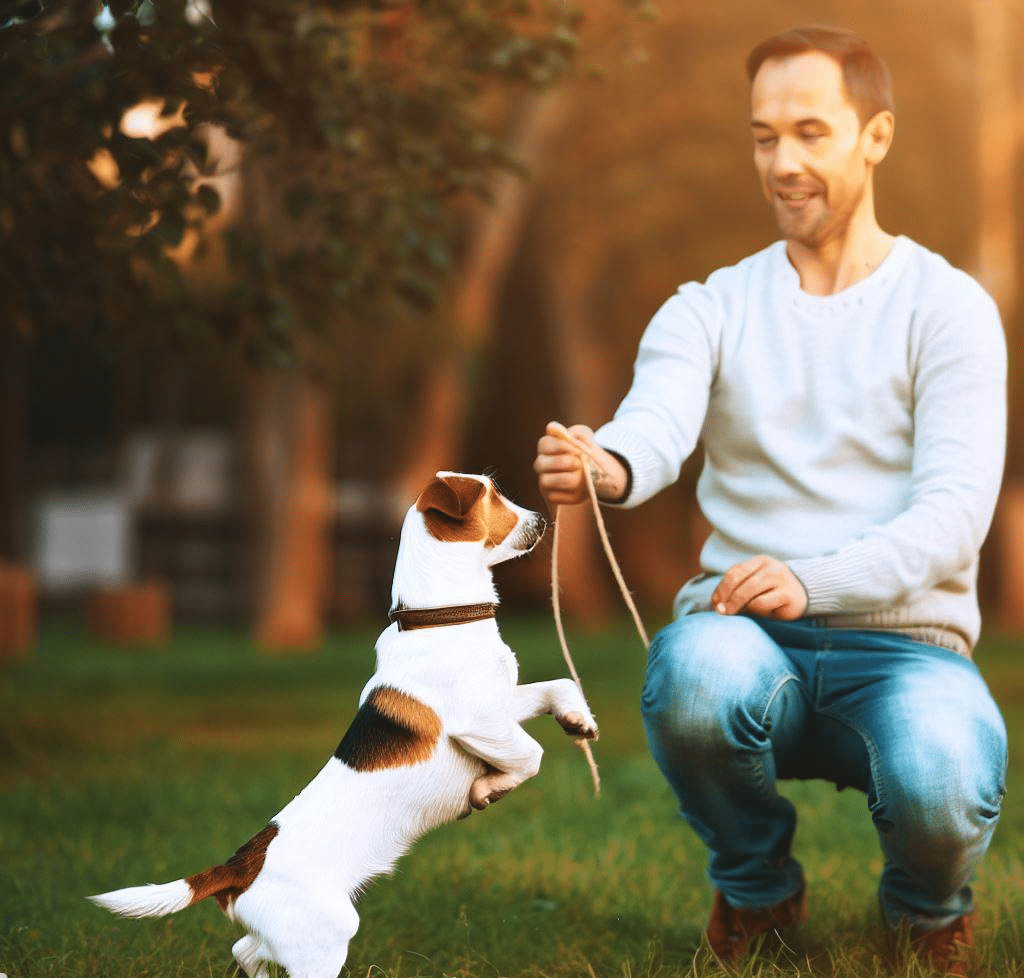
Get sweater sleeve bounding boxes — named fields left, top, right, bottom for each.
left=788, top=284, right=1007, bottom=613
left=593, top=280, right=721, bottom=508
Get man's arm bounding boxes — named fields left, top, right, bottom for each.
left=535, top=282, right=722, bottom=510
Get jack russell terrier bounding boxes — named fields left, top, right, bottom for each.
left=89, top=472, right=598, bottom=978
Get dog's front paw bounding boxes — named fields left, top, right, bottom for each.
left=556, top=710, right=599, bottom=741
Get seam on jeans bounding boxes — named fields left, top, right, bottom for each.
left=753, top=673, right=807, bottom=796
left=818, top=705, right=886, bottom=817
left=814, top=658, right=885, bottom=808
left=760, top=672, right=808, bottom=727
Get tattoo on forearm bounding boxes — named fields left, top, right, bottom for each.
left=590, top=464, right=616, bottom=497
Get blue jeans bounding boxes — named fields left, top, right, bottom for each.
left=640, top=613, right=1007, bottom=929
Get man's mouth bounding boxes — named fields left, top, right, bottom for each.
left=775, top=188, right=818, bottom=207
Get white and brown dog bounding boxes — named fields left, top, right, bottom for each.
left=89, top=472, right=598, bottom=978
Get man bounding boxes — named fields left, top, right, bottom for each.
left=534, top=25, right=1007, bottom=975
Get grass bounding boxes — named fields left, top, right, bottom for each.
left=1, top=617, right=1023, bottom=978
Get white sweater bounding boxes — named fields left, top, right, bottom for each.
left=596, top=236, right=1007, bottom=655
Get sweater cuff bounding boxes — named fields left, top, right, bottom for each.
left=593, top=421, right=671, bottom=508
left=787, top=554, right=866, bottom=614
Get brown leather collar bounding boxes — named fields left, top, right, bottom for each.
left=389, top=602, right=497, bottom=631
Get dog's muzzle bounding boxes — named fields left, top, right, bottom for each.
left=514, top=513, right=547, bottom=552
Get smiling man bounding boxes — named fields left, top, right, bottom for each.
left=534, top=25, right=1007, bottom=975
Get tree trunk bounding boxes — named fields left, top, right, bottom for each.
left=0, top=326, right=27, bottom=561
left=543, top=272, right=616, bottom=623
left=972, top=0, right=1022, bottom=628
left=394, top=90, right=574, bottom=505
left=246, top=369, right=332, bottom=651
left=972, top=0, right=1017, bottom=320
left=0, top=562, right=36, bottom=660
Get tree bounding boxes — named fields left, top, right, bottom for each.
left=971, top=0, right=1024, bottom=627
left=1, top=0, right=637, bottom=645
left=1, top=0, right=597, bottom=362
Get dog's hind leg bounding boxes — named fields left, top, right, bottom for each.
left=232, top=934, right=271, bottom=978
left=453, top=723, right=544, bottom=809
left=267, top=899, right=359, bottom=978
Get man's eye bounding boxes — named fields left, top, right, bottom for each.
left=755, top=136, right=777, bottom=147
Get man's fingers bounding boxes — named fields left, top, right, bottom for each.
left=745, top=590, right=804, bottom=621
left=744, top=589, right=791, bottom=618
left=536, top=421, right=626, bottom=507
left=534, top=448, right=584, bottom=474
left=536, top=427, right=591, bottom=507
left=713, top=556, right=808, bottom=620
left=535, top=443, right=585, bottom=488
left=544, top=489, right=587, bottom=507
left=548, top=421, right=596, bottom=442
left=717, top=569, right=775, bottom=615
left=548, top=423, right=608, bottom=468
left=712, top=557, right=768, bottom=612
left=541, top=470, right=586, bottom=491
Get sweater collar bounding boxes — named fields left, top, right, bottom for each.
left=778, top=234, right=911, bottom=311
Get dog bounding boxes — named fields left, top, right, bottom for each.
left=89, top=472, right=598, bottom=978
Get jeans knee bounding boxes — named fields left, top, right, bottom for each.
left=873, top=703, right=1007, bottom=861
left=641, top=613, right=790, bottom=753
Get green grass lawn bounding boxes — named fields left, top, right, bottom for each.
left=2, top=617, right=1022, bottom=978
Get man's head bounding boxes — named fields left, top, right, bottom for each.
left=747, top=26, right=893, bottom=127
left=747, top=26, right=895, bottom=250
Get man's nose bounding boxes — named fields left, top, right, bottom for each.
left=769, top=136, right=803, bottom=180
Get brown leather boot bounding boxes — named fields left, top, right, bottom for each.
left=909, top=913, right=974, bottom=977
left=705, top=886, right=808, bottom=964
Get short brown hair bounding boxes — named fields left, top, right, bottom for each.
left=746, top=25, right=894, bottom=126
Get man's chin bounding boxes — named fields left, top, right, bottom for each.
left=774, top=209, right=823, bottom=247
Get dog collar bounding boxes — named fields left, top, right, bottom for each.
left=389, top=603, right=498, bottom=631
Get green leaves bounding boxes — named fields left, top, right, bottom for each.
left=0, top=0, right=592, bottom=375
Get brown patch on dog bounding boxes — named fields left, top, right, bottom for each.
left=416, top=475, right=522, bottom=549
left=187, top=822, right=279, bottom=911
left=416, top=475, right=487, bottom=543
left=484, top=484, right=519, bottom=549
left=335, top=685, right=442, bottom=771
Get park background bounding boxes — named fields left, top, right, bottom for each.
left=3, top=1, right=1024, bottom=976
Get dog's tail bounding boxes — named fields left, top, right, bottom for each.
left=88, top=879, right=193, bottom=918
left=88, top=822, right=280, bottom=918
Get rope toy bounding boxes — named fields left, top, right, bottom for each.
left=547, top=422, right=651, bottom=798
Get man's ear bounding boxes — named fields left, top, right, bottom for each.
left=415, top=475, right=487, bottom=543
left=863, top=110, right=894, bottom=166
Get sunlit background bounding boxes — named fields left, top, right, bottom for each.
left=2, top=0, right=1022, bottom=655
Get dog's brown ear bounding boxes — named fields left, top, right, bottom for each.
left=416, top=475, right=488, bottom=542
left=416, top=475, right=486, bottom=520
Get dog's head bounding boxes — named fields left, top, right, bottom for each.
left=414, top=472, right=546, bottom=566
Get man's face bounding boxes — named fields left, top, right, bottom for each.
left=750, top=52, right=881, bottom=249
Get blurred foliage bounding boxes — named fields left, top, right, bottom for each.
left=0, top=0, right=625, bottom=386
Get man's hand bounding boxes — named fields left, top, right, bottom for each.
left=712, top=556, right=808, bottom=621
left=534, top=422, right=629, bottom=507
